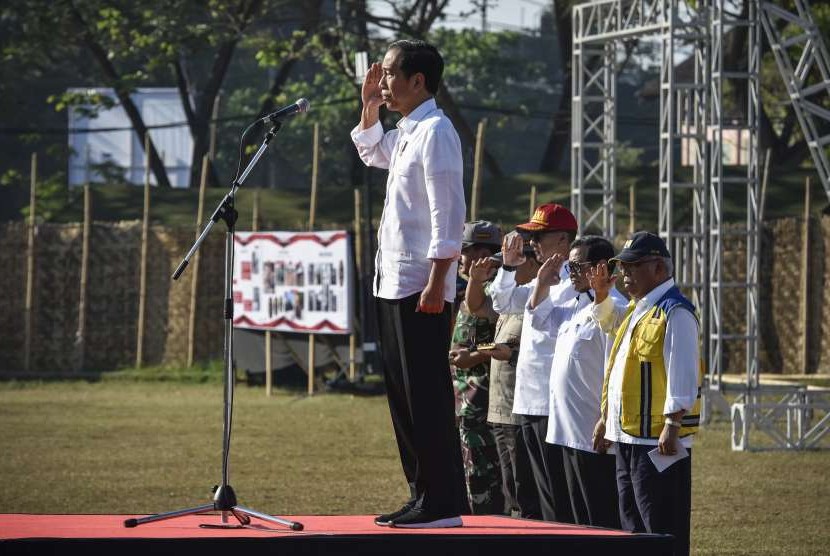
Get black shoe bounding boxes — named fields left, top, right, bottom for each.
left=389, top=507, right=462, bottom=529
left=374, top=502, right=415, bottom=526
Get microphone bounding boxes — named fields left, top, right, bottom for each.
left=261, top=98, right=310, bottom=123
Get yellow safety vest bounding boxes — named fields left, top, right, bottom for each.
left=600, top=287, right=702, bottom=439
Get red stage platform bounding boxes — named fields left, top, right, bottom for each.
left=0, top=513, right=672, bottom=555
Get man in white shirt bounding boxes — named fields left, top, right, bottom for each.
left=590, top=232, right=702, bottom=555
left=488, top=203, right=578, bottom=523
left=351, top=39, right=467, bottom=529
left=527, top=236, right=624, bottom=528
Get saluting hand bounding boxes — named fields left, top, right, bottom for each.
left=589, top=261, right=616, bottom=304
left=469, top=257, right=496, bottom=283
left=537, top=253, right=564, bottom=287
left=502, top=232, right=526, bottom=267
left=361, top=63, right=384, bottom=111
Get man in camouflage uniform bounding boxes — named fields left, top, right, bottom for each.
left=449, top=221, right=504, bottom=514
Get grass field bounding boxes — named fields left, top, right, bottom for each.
left=1, top=380, right=828, bottom=555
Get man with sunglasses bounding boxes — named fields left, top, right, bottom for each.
left=526, top=236, right=625, bottom=529
left=589, top=231, right=702, bottom=556
left=488, top=203, right=578, bottom=523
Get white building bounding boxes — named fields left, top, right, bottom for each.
left=68, top=88, right=192, bottom=188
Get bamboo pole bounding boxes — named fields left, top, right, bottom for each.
left=76, top=184, right=91, bottom=372
left=309, top=123, right=320, bottom=230
left=470, top=119, right=487, bottom=221
left=136, top=134, right=151, bottom=368
left=24, top=153, right=37, bottom=373
left=629, top=183, right=637, bottom=235
left=209, top=92, right=221, bottom=161
left=800, top=177, right=811, bottom=374
left=350, top=188, right=363, bottom=381
left=529, top=185, right=537, bottom=219
left=187, top=155, right=209, bottom=368
left=265, top=327, right=272, bottom=397
left=354, top=188, right=363, bottom=275
left=307, top=123, right=320, bottom=396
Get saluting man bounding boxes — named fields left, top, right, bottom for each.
left=351, top=39, right=467, bottom=529
left=590, top=232, right=703, bottom=556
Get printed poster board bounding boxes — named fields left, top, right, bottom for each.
left=232, top=231, right=352, bottom=334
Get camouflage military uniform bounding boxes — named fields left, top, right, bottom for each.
left=451, top=296, right=505, bottom=515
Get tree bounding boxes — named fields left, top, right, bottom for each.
left=1, top=0, right=317, bottom=188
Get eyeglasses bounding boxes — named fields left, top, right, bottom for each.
left=566, top=260, right=593, bottom=275
left=618, top=257, right=661, bottom=273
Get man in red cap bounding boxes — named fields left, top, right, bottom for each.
left=488, top=203, right=578, bottom=523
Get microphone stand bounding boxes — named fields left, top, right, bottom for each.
left=124, top=121, right=303, bottom=531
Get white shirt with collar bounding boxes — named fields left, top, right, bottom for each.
left=530, top=287, right=628, bottom=453
left=592, top=278, right=700, bottom=448
left=350, top=98, right=465, bottom=302
left=488, top=264, right=577, bottom=416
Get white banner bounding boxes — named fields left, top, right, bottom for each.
left=232, top=231, right=353, bottom=334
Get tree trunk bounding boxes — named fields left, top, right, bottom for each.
left=538, top=4, right=573, bottom=173
left=69, top=4, right=172, bottom=188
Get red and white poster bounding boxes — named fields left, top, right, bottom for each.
left=232, top=231, right=352, bottom=334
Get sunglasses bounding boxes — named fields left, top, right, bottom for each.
left=566, top=260, right=594, bottom=275
left=618, top=257, right=661, bottom=272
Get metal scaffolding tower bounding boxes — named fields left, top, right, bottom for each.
left=760, top=0, right=830, bottom=202
left=571, top=0, right=709, bottom=329
left=571, top=0, right=830, bottom=451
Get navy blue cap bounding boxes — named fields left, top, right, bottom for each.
left=611, top=231, right=671, bottom=263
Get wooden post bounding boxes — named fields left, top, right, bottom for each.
left=265, top=328, right=273, bottom=397
left=23, top=153, right=37, bottom=373
left=529, top=185, right=537, bottom=218
left=354, top=188, right=363, bottom=276
left=800, top=177, right=811, bottom=374
left=470, top=119, right=487, bottom=221
left=350, top=188, right=362, bottom=381
left=629, top=183, right=637, bottom=235
left=309, top=123, right=320, bottom=230
left=136, top=134, right=151, bottom=368
left=187, top=155, right=209, bottom=367
left=307, top=123, right=320, bottom=396
left=76, top=184, right=91, bottom=372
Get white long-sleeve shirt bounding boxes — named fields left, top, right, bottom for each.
left=530, top=288, right=627, bottom=453
left=488, top=264, right=576, bottom=415
left=592, top=279, right=700, bottom=448
left=350, top=98, right=465, bottom=302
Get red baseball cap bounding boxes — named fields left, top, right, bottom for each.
left=516, top=203, right=578, bottom=232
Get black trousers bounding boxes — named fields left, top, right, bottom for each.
left=616, top=443, right=693, bottom=556
left=561, top=445, right=620, bottom=529
left=490, top=422, right=541, bottom=519
left=519, top=415, right=574, bottom=523
left=376, top=293, right=467, bottom=516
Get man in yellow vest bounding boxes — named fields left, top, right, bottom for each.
left=589, top=231, right=701, bottom=556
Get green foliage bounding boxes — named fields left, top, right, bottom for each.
left=20, top=172, right=75, bottom=223
left=432, top=28, right=552, bottom=124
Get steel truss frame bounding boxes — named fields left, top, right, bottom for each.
left=571, top=0, right=830, bottom=451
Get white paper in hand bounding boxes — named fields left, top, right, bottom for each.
left=647, top=443, right=689, bottom=473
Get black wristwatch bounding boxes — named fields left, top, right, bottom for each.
left=502, top=265, right=517, bottom=272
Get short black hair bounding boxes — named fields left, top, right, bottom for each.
left=571, top=235, right=616, bottom=273
left=388, top=39, right=444, bottom=95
